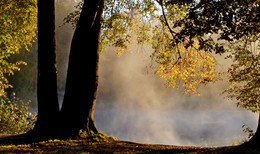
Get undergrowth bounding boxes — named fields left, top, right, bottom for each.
left=0, top=132, right=118, bottom=153
left=0, top=93, right=37, bottom=134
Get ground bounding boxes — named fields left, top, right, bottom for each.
left=0, top=134, right=259, bottom=153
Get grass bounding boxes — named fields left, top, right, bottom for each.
left=0, top=133, right=259, bottom=153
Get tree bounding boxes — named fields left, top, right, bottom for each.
left=0, top=0, right=37, bottom=97
left=60, top=0, right=105, bottom=138
left=32, top=0, right=60, bottom=137
left=224, top=35, right=260, bottom=147
left=156, top=0, right=260, bottom=147
left=171, top=0, right=260, bottom=146
left=153, top=0, right=260, bottom=147
left=0, top=0, right=37, bottom=136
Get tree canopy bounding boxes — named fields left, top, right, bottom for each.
left=63, top=1, right=242, bottom=93
left=64, top=0, right=259, bottom=103
left=224, top=35, right=260, bottom=112
left=170, top=0, right=260, bottom=53
left=0, top=0, right=37, bottom=135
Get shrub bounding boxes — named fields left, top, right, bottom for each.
left=0, top=93, right=37, bottom=135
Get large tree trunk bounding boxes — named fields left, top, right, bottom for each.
left=33, top=0, right=60, bottom=138
left=60, top=0, right=104, bottom=138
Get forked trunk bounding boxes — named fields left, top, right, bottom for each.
left=60, top=0, right=104, bottom=138
left=33, top=0, right=60, bottom=137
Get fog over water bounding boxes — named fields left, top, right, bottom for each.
left=94, top=48, right=258, bottom=146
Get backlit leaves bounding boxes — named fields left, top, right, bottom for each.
left=155, top=41, right=221, bottom=95
left=224, top=35, right=260, bottom=112
left=64, top=0, right=156, bottom=55
left=0, top=93, right=36, bottom=134
left=0, top=0, right=37, bottom=96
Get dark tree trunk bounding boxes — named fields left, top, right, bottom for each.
left=33, top=0, right=60, bottom=137
left=60, top=0, right=104, bottom=138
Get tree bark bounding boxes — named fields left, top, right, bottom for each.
left=60, top=0, right=104, bottom=138
left=33, top=0, right=60, bottom=137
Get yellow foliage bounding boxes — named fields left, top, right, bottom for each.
left=156, top=41, right=221, bottom=95
left=115, top=47, right=130, bottom=56
left=0, top=0, right=37, bottom=97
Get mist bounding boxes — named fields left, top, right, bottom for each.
left=93, top=47, right=258, bottom=146
left=52, top=0, right=258, bottom=147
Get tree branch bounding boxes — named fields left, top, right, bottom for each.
left=159, top=0, right=176, bottom=36
left=158, top=0, right=182, bottom=60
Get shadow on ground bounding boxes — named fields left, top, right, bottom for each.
left=0, top=134, right=259, bottom=153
